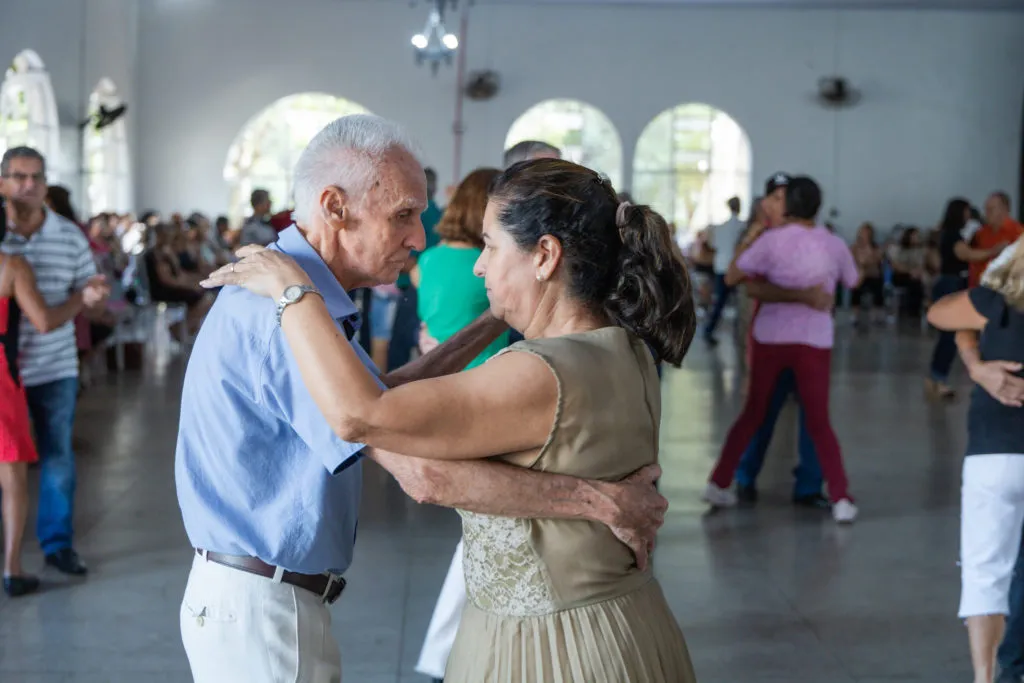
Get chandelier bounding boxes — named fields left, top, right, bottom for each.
left=411, top=0, right=459, bottom=73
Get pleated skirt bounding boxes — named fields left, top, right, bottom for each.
left=443, top=578, right=697, bottom=683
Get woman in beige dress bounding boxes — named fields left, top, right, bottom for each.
left=204, top=159, right=698, bottom=682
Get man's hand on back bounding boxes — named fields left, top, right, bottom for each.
left=593, top=464, right=667, bottom=571
left=801, top=284, right=834, bottom=311
left=969, top=360, right=1024, bottom=407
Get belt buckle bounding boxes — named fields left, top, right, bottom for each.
left=321, top=574, right=346, bottom=605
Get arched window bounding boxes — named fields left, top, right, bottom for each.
left=633, top=103, right=751, bottom=238
left=83, top=78, right=130, bottom=214
left=0, top=50, right=60, bottom=170
left=224, top=93, right=371, bottom=225
left=505, top=99, right=623, bottom=189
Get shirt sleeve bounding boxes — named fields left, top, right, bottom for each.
left=968, top=286, right=1004, bottom=323
left=72, top=239, right=98, bottom=290
left=261, top=334, right=365, bottom=475
left=837, top=241, right=860, bottom=288
left=735, top=233, right=773, bottom=276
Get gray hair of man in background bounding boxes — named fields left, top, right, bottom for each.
left=502, top=140, right=561, bottom=169
left=1, top=146, right=47, bottom=176
left=291, top=114, right=422, bottom=225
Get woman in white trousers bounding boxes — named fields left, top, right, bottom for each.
left=415, top=542, right=466, bottom=681
left=928, top=238, right=1024, bottom=683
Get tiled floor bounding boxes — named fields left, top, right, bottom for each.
left=0, top=324, right=976, bottom=682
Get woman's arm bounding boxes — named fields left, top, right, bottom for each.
left=280, top=295, right=557, bottom=459
left=954, top=240, right=1004, bottom=264
left=927, top=291, right=987, bottom=331
left=409, top=263, right=421, bottom=289
left=743, top=280, right=833, bottom=310
left=203, top=247, right=555, bottom=460
left=10, top=256, right=88, bottom=333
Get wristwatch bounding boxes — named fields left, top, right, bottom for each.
left=276, top=284, right=323, bottom=326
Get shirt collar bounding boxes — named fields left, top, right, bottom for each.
left=4, top=208, right=60, bottom=245
left=272, top=226, right=361, bottom=334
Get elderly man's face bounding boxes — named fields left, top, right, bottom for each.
left=984, top=194, right=1009, bottom=227
left=340, top=148, right=427, bottom=286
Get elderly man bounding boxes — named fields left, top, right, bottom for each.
left=968, top=192, right=1022, bottom=288
left=1, top=146, right=109, bottom=577
left=175, top=116, right=664, bottom=683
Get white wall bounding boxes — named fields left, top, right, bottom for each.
left=0, top=0, right=138, bottom=208
left=3, top=0, right=1022, bottom=234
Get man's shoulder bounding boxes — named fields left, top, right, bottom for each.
left=47, top=214, right=89, bottom=245
left=40, top=216, right=89, bottom=250
left=194, top=287, right=279, bottom=364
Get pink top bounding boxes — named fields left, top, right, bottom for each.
left=736, top=223, right=859, bottom=349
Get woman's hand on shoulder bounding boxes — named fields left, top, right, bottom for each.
left=201, top=245, right=311, bottom=300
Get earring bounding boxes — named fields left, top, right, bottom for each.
left=536, top=273, right=543, bottom=282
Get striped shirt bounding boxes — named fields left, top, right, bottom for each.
left=1, top=210, right=96, bottom=386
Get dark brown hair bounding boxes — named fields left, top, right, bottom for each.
left=46, top=185, right=79, bottom=224
left=488, top=159, right=695, bottom=366
left=435, top=167, right=500, bottom=248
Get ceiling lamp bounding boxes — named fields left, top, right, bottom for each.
left=411, top=0, right=459, bottom=74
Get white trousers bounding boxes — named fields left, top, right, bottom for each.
left=415, top=540, right=467, bottom=678
left=960, top=455, right=1024, bottom=619
left=180, top=555, right=343, bottom=683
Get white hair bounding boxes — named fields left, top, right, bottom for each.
left=292, top=114, right=422, bottom=225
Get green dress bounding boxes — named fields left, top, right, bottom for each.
left=417, top=244, right=509, bottom=369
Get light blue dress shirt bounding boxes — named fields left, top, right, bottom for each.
left=176, top=226, right=378, bottom=575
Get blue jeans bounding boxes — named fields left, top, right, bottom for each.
left=998, top=527, right=1024, bottom=681
left=929, top=274, right=967, bottom=383
left=25, top=377, right=79, bottom=555
left=703, top=274, right=733, bottom=339
left=387, top=287, right=420, bottom=370
left=734, top=369, right=823, bottom=498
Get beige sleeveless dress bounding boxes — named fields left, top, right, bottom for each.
left=444, top=327, right=697, bottom=683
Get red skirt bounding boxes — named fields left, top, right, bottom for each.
left=0, top=356, right=37, bottom=464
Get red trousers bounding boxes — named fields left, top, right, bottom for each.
left=711, top=340, right=852, bottom=502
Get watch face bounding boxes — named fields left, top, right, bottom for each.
left=283, top=285, right=303, bottom=303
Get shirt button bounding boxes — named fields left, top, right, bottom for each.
left=196, top=616, right=205, bottom=627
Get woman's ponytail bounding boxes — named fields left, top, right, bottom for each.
left=603, top=202, right=695, bottom=366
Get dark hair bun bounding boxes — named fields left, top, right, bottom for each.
left=490, top=159, right=695, bottom=367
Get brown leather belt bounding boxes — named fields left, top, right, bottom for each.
left=196, top=549, right=346, bottom=604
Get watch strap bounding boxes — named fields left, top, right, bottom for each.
left=275, top=285, right=323, bottom=326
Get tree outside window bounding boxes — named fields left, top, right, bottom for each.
left=224, top=93, right=370, bottom=226
left=83, top=78, right=130, bottom=214
left=633, top=103, right=751, bottom=241
left=505, top=99, right=623, bottom=190
left=0, top=49, right=60, bottom=174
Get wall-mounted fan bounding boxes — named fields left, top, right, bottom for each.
left=465, top=70, right=500, bottom=101
left=79, top=103, right=127, bottom=130
left=817, top=77, right=860, bottom=108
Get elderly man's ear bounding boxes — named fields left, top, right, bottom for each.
left=320, top=186, right=350, bottom=229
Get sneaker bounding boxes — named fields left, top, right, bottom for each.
left=3, top=575, right=40, bottom=597
left=45, top=548, right=88, bottom=576
left=702, top=482, right=737, bottom=508
left=736, top=483, right=758, bottom=504
left=793, top=493, right=831, bottom=510
left=832, top=498, right=858, bottom=524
